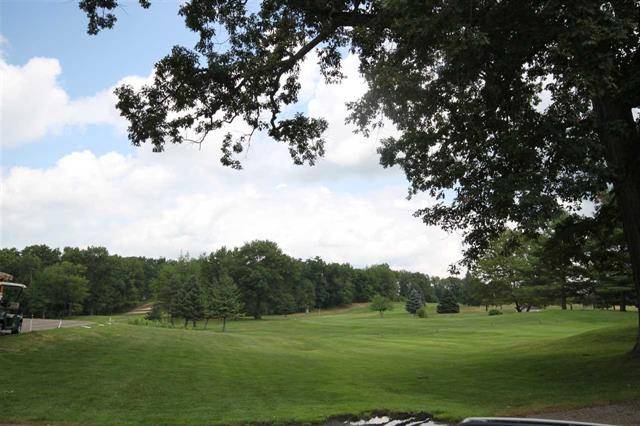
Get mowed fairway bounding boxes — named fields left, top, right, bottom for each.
left=1, top=305, right=639, bottom=425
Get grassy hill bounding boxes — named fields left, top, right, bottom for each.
left=2, top=304, right=639, bottom=425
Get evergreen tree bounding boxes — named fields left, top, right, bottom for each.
left=206, top=274, right=242, bottom=332
left=405, top=289, right=424, bottom=316
left=180, top=276, right=204, bottom=328
left=437, top=290, right=460, bottom=314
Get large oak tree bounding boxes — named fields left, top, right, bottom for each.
left=79, top=0, right=640, bottom=354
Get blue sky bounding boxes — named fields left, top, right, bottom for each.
left=2, top=0, right=196, bottom=167
left=0, top=1, right=463, bottom=275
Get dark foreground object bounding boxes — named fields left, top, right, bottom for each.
left=460, top=418, right=611, bottom=426
left=325, top=416, right=614, bottom=426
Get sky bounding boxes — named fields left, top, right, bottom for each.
left=0, top=0, right=463, bottom=275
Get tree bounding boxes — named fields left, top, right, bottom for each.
left=582, top=199, right=636, bottom=311
left=366, top=264, right=398, bottom=300
left=437, top=290, right=460, bottom=314
left=473, top=231, right=551, bottom=312
left=233, top=240, right=289, bottom=319
left=540, top=214, right=592, bottom=310
left=179, top=276, right=204, bottom=328
left=294, top=277, right=315, bottom=314
left=153, top=259, right=195, bottom=324
left=80, top=0, right=640, bottom=355
left=369, top=294, right=393, bottom=318
left=35, top=262, right=89, bottom=317
left=405, top=289, right=424, bottom=316
left=206, top=274, right=243, bottom=331
left=398, top=271, right=434, bottom=302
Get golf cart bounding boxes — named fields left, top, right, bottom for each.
left=0, top=272, right=26, bottom=335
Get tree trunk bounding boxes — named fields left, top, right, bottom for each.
left=560, top=280, right=567, bottom=310
left=222, top=316, right=226, bottom=332
left=593, top=97, right=640, bottom=357
left=514, top=301, right=523, bottom=312
left=204, top=318, right=209, bottom=329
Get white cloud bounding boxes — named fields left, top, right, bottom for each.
left=1, top=146, right=463, bottom=276
left=0, top=57, right=148, bottom=148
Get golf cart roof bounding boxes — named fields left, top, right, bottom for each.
left=0, top=282, right=27, bottom=289
left=0, top=272, right=14, bottom=281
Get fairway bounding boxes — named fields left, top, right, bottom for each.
left=1, top=305, right=639, bottom=425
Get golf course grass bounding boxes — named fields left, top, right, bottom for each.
left=1, top=304, right=639, bottom=425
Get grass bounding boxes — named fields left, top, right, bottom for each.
left=1, top=304, right=639, bottom=425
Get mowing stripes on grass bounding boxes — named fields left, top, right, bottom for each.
left=1, top=305, right=638, bottom=425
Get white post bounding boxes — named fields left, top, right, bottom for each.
left=58, top=319, right=62, bottom=329
left=29, top=315, right=33, bottom=332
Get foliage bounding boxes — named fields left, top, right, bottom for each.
left=33, top=262, right=89, bottom=317
left=179, top=276, right=205, bottom=328
left=405, top=289, right=424, bottom=315
left=472, top=230, right=550, bottom=312
left=416, top=306, right=427, bottom=318
left=369, top=294, right=393, bottom=318
left=205, top=274, right=243, bottom=331
left=397, top=270, right=434, bottom=302
left=488, top=309, right=503, bottom=316
left=436, top=290, right=460, bottom=314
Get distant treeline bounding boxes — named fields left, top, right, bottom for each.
left=0, top=241, right=462, bottom=318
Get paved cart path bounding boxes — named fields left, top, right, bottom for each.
left=11, top=318, right=90, bottom=333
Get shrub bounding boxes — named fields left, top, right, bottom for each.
left=417, top=307, right=427, bottom=318
left=488, top=309, right=503, bottom=316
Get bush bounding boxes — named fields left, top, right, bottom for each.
left=436, top=290, right=460, bottom=314
left=488, top=309, right=503, bottom=316
left=129, top=317, right=178, bottom=329
left=416, top=307, right=427, bottom=318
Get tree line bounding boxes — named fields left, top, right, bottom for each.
left=0, top=241, right=439, bottom=319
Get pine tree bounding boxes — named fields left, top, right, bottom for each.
left=437, top=289, right=460, bottom=314
left=405, top=289, right=424, bottom=315
left=180, top=276, right=204, bottom=328
left=206, top=274, right=243, bottom=332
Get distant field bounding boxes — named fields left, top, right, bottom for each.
left=1, top=304, right=639, bottom=425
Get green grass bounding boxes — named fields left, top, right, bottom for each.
left=1, top=304, right=639, bottom=425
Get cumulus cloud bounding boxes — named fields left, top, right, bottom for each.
left=0, top=57, right=149, bottom=148
left=1, top=146, right=462, bottom=275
